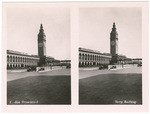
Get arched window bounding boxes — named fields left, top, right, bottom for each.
left=10, top=56, right=12, bottom=62
left=82, top=54, right=84, bottom=60
left=91, top=55, right=93, bottom=60
left=7, top=56, right=9, bottom=62
left=85, top=54, right=87, bottom=60
left=79, top=53, right=81, bottom=60
left=13, top=56, right=15, bottom=62
left=87, top=54, right=89, bottom=60
left=16, top=56, right=17, bottom=62
left=95, top=55, right=96, bottom=61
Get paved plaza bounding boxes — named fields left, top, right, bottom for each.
left=7, top=69, right=71, bottom=81
left=79, top=67, right=142, bottom=79
left=79, top=67, right=142, bottom=104
left=7, top=69, right=71, bottom=105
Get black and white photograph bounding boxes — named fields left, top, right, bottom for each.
left=1, top=1, right=149, bottom=113
left=79, top=7, right=142, bottom=104
left=6, top=4, right=71, bottom=105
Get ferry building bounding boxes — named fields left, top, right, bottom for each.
left=7, top=24, right=70, bottom=69
left=78, top=23, right=140, bottom=67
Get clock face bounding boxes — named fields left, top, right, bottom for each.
left=111, top=41, right=115, bottom=46
left=38, top=43, right=43, bottom=47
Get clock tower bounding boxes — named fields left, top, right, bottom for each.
left=38, top=24, right=46, bottom=66
left=110, top=22, right=118, bottom=64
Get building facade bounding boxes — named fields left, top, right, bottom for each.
left=79, top=48, right=111, bottom=67
left=7, top=50, right=57, bottom=69
left=132, top=58, right=142, bottom=64
left=60, top=60, right=71, bottom=68
left=7, top=50, right=39, bottom=69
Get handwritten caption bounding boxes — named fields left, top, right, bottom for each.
left=9, top=100, right=39, bottom=104
left=115, top=100, right=137, bottom=104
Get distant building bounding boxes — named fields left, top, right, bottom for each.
left=60, top=60, right=71, bottom=65
left=60, top=60, right=71, bottom=68
left=132, top=58, right=142, bottom=64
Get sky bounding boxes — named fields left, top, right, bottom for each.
left=79, top=7, right=142, bottom=58
left=7, top=7, right=70, bottom=60
left=6, top=6, right=142, bottom=59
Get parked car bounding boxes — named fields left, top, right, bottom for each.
left=99, top=65, right=104, bottom=70
left=110, top=66, right=116, bottom=69
left=27, top=66, right=36, bottom=72
left=38, top=68, right=45, bottom=71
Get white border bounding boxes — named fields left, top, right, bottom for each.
left=1, top=1, right=149, bottom=113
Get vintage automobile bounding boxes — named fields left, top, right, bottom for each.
left=109, top=65, right=117, bottom=69
left=38, top=67, right=45, bottom=71
left=27, top=66, right=36, bottom=72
